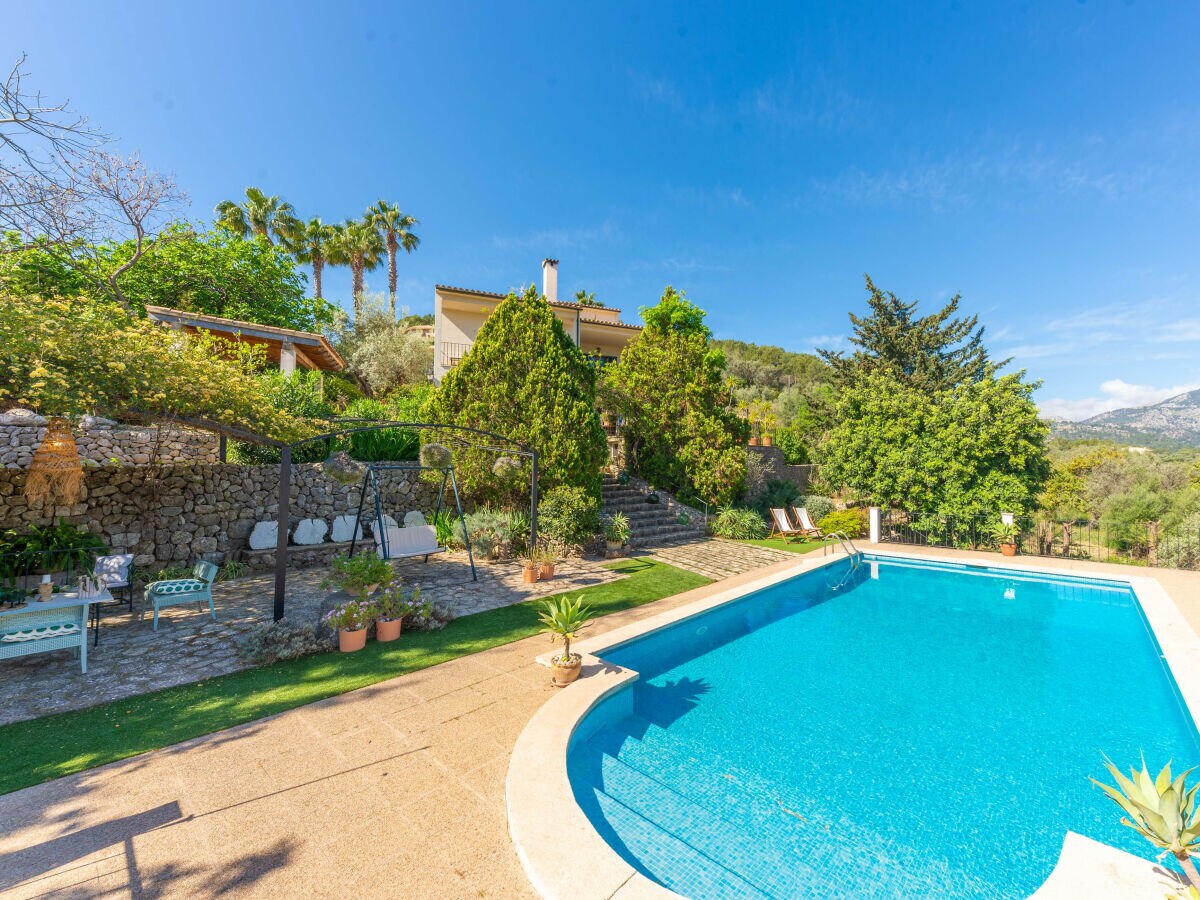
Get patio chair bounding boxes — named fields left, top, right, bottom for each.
left=93, top=554, right=135, bottom=610
left=90, top=553, right=135, bottom=646
left=768, top=508, right=807, bottom=543
left=142, top=560, right=218, bottom=631
left=790, top=506, right=823, bottom=538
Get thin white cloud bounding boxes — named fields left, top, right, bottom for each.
left=489, top=220, right=622, bottom=252
left=1040, top=379, right=1200, bottom=421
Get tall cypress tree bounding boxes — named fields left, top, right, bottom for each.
left=423, top=286, right=607, bottom=503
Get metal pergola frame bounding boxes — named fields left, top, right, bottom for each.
left=141, top=415, right=538, bottom=622
left=344, top=461, right=477, bottom=582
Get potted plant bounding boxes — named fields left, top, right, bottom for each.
left=322, top=598, right=375, bottom=652
left=537, top=595, right=594, bottom=686
left=322, top=553, right=393, bottom=599
left=645, top=485, right=660, bottom=504
left=761, top=412, right=778, bottom=447
left=616, top=470, right=631, bottom=485
left=521, top=553, right=540, bottom=583
left=988, top=521, right=1021, bottom=557
left=373, top=581, right=412, bottom=642
left=604, top=512, right=631, bottom=556
left=537, top=546, right=556, bottom=580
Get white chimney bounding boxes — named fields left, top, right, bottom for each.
left=542, top=258, right=559, bottom=303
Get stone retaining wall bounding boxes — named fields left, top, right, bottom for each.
left=0, top=411, right=219, bottom=468
left=0, top=464, right=438, bottom=570
left=746, top=445, right=816, bottom=493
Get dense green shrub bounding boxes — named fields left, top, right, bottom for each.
left=1160, top=512, right=1200, bottom=570
left=343, top=398, right=419, bottom=461
left=711, top=506, right=768, bottom=540
left=423, top=286, right=606, bottom=504
left=602, top=287, right=747, bottom=504
left=802, top=495, right=835, bottom=523
left=538, top=485, right=602, bottom=546
left=230, top=370, right=333, bottom=464
left=752, top=480, right=803, bottom=517
left=776, top=424, right=812, bottom=464
left=452, top=505, right=531, bottom=559
left=818, top=508, right=867, bottom=538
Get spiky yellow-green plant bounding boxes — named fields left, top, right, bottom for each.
left=537, top=595, right=593, bottom=665
left=1092, top=758, right=1200, bottom=889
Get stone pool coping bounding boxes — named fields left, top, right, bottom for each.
left=506, top=548, right=1198, bottom=899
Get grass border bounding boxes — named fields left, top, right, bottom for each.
left=0, top=558, right=709, bottom=796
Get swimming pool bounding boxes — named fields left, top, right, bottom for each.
left=565, top=555, right=1200, bottom=898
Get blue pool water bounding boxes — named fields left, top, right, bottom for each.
left=567, top=555, right=1200, bottom=899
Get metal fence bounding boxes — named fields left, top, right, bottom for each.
left=878, top=510, right=1200, bottom=571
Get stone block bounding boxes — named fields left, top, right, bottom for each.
left=331, top=515, right=363, bottom=542
left=248, top=520, right=278, bottom=550
left=292, top=518, right=328, bottom=545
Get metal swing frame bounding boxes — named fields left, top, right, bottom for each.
left=345, top=462, right=477, bottom=581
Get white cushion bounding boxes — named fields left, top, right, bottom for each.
left=375, top=524, right=439, bottom=557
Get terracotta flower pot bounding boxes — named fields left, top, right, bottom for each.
left=1000, top=543, right=1018, bottom=557
left=522, top=565, right=539, bottom=583
left=540, top=562, right=556, bottom=579
left=551, top=655, right=582, bottom=687
left=762, top=434, right=773, bottom=447
left=748, top=437, right=760, bottom=447
left=338, top=627, right=368, bottom=652
left=376, top=618, right=402, bottom=642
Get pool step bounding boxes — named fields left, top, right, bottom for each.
left=588, top=751, right=814, bottom=898
left=582, top=718, right=865, bottom=896
left=580, top=767, right=771, bottom=898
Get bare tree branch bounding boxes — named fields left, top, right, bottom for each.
left=0, top=53, right=109, bottom=247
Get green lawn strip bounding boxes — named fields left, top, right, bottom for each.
left=0, top=558, right=709, bottom=796
left=740, top=538, right=825, bottom=554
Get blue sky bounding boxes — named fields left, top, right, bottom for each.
left=14, top=2, right=1200, bottom=418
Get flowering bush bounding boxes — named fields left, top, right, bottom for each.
left=236, top=619, right=335, bottom=663
left=322, top=598, right=375, bottom=632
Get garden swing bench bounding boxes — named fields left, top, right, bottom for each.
left=345, top=462, right=477, bottom=581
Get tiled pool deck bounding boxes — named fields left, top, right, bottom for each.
left=1, top=546, right=1197, bottom=899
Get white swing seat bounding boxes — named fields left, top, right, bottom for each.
left=375, top=524, right=445, bottom=561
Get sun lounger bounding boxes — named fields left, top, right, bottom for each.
left=769, top=508, right=807, bottom=543
left=791, top=506, right=823, bottom=537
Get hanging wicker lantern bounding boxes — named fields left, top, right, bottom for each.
left=25, top=417, right=84, bottom=505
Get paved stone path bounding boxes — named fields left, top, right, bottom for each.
left=0, top=553, right=623, bottom=727
left=644, top=537, right=797, bottom=580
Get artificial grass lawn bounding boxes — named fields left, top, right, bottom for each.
left=740, top=537, right=825, bottom=554
left=0, top=558, right=709, bottom=796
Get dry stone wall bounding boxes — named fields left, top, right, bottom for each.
left=0, top=463, right=438, bottom=570
left=0, top=410, right=219, bottom=468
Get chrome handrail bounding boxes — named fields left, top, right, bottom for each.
left=821, top=530, right=862, bottom=559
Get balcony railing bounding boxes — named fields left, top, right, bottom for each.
left=439, top=341, right=472, bottom=368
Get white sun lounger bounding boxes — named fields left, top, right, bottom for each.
left=791, top=506, right=823, bottom=537
left=768, top=508, right=807, bottom=543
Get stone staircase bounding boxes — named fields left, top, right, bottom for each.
left=602, top=476, right=707, bottom=548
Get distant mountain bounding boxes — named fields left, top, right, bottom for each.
left=1050, top=388, right=1200, bottom=448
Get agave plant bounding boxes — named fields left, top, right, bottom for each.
left=1092, top=758, right=1200, bottom=888
left=537, top=595, right=593, bottom=666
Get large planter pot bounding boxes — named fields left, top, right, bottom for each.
left=338, top=627, right=368, bottom=652
left=540, top=562, right=556, bottom=579
left=761, top=434, right=773, bottom=447
left=1000, top=543, right=1018, bottom=558
left=748, top=437, right=760, bottom=447
left=551, top=655, right=582, bottom=687
left=522, top=565, right=539, bottom=583
left=606, top=540, right=625, bottom=557
left=376, top=618, right=402, bottom=642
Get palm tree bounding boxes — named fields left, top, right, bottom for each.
left=214, top=187, right=300, bottom=245
left=332, top=218, right=384, bottom=320
left=574, top=289, right=604, bottom=308
left=366, top=201, right=420, bottom=317
left=290, top=218, right=335, bottom=300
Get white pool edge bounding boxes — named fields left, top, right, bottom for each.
left=507, top=549, right=1199, bottom=899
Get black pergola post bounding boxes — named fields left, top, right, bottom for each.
left=273, top=444, right=291, bottom=622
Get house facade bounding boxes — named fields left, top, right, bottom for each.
left=432, top=259, right=641, bottom=383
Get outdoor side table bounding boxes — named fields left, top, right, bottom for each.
left=0, top=590, right=111, bottom=674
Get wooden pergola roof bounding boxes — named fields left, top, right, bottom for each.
left=145, top=306, right=346, bottom=371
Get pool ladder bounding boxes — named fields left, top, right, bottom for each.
left=822, top=531, right=865, bottom=591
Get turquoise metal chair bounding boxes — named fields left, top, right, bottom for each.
left=143, top=561, right=218, bottom=630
